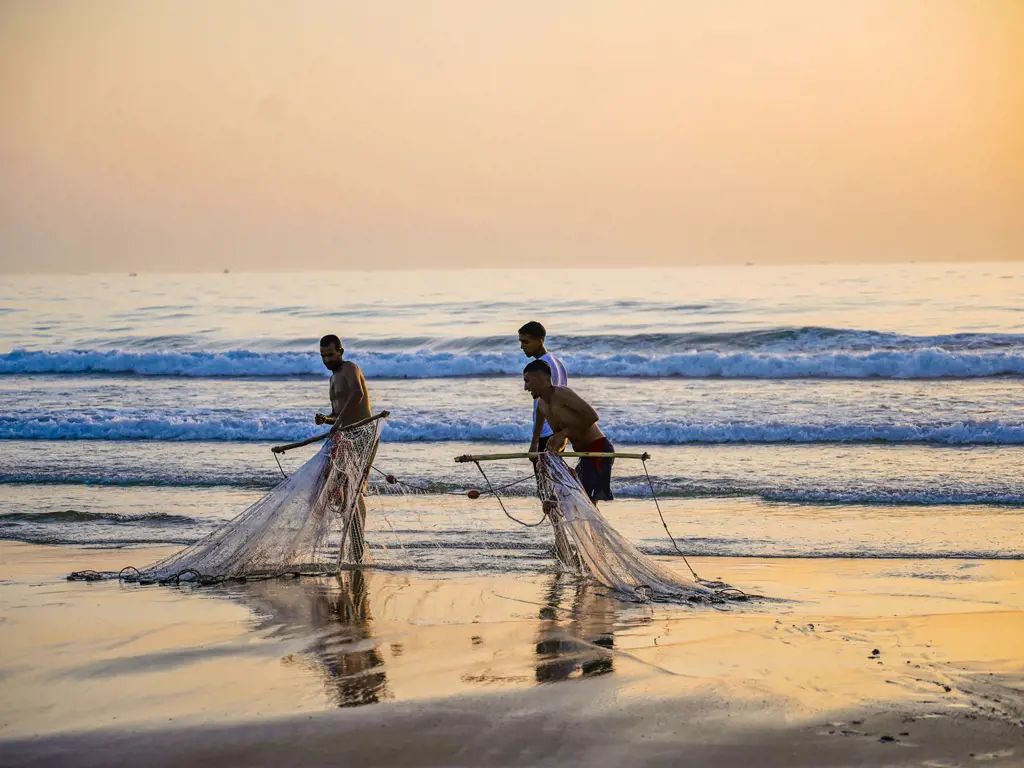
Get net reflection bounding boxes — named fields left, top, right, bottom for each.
left=224, top=571, right=389, bottom=708
left=534, top=573, right=625, bottom=683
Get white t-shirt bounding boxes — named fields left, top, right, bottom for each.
left=534, top=351, right=567, bottom=438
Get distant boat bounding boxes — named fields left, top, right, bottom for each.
left=129, top=272, right=137, bottom=277
left=223, top=269, right=230, bottom=274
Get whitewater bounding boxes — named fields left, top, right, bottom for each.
left=4, top=338, right=1024, bottom=378
left=0, top=262, right=1021, bottom=562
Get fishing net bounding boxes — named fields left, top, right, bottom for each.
left=357, top=466, right=545, bottom=574
left=70, top=417, right=383, bottom=584
left=68, top=413, right=743, bottom=603
left=532, top=453, right=719, bottom=602
left=361, top=453, right=748, bottom=603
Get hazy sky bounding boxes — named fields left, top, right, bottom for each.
left=1, top=0, right=1021, bottom=273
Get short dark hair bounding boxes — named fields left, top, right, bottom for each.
left=523, top=359, right=552, bottom=377
left=518, top=321, right=546, bottom=339
left=319, top=334, right=342, bottom=350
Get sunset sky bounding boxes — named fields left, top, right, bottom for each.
left=1, top=0, right=1021, bottom=273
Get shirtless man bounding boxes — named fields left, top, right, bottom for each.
left=315, top=334, right=372, bottom=428
left=315, top=334, right=372, bottom=562
left=523, top=359, right=615, bottom=504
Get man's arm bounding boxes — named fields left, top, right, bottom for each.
left=533, top=398, right=569, bottom=454
left=544, top=429, right=568, bottom=452
left=528, top=404, right=546, bottom=454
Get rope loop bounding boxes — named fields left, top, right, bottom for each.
left=371, top=465, right=534, bottom=497
left=474, top=461, right=549, bottom=527
left=118, top=566, right=142, bottom=582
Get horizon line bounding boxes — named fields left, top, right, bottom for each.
left=2, top=256, right=1021, bottom=278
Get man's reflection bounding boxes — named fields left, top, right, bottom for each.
left=534, top=573, right=619, bottom=683
left=313, top=569, right=388, bottom=707
left=228, top=570, right=389, bottom=708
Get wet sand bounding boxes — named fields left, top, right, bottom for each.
left=1, top=542, right=1022, bottom=766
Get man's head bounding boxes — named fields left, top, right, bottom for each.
left=518, top=321, right=547, bottom=358
left=523, top=358, right=553, bottom=398
left=319, top=334, right=344, bottom=372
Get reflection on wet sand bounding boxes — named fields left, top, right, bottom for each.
left=217, top=569, right=654, bottom=707
left=225, top=571, right=389, bottom=708
left=535, top=574, right=627, bottom=683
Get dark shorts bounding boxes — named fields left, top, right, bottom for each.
left=576, top=437, right=615, bottom=502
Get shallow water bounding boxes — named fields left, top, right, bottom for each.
left=1, top=262, right=1021, bottom=566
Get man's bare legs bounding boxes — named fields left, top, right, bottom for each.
left=334, top=485, right=368, bottom=567
left=348, top=495, right=367, bottom=564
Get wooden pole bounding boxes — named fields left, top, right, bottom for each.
left=271, top=410, right=390, bottom=454
left=455, top=451, right=650, bottom=463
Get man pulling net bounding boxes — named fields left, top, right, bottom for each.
left=523, top=357, right=618, bottom=569
left=279, top=333, right=374, bottom=563
left=523, top=358, right=615, bottom=505
left=457, top=361, right=729, bottom=603
left=457, top=447, right=724, bottom=603
left=70, top=335, right=383, bottom=584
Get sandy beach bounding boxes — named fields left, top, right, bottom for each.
left=2, top=542, right=1021, bottom=767
left=4, top=0, right=1022, bottom=762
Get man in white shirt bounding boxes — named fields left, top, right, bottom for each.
left=519, top=322, right=576, bottom=568
left=518, top=321, right=568, bottom=453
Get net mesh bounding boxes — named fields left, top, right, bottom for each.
left=357, top=470, right=543, bottom=574
left=534, top=453, right=717, bottom=602
left=69, top=418, right=738, bottom=603
left=114, top=419, right=381, bottom=584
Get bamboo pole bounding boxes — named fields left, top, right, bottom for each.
left=271, top=410, right=390, bottom=454
left=455, top=451, right=650, bottom=463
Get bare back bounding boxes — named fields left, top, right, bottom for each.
left=538, top=385, right=604, bottom=448
left=330, top=361, right=372, bottom=427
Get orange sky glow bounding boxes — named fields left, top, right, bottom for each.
left=1, top=0, right=1021, bottom=272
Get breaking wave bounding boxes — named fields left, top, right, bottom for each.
left=3, top=331, right=1023, bottom=380
left=2, top=411, right=1022, bottom=444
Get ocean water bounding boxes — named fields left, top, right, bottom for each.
left=1, top=262, right=1021, bottom=565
